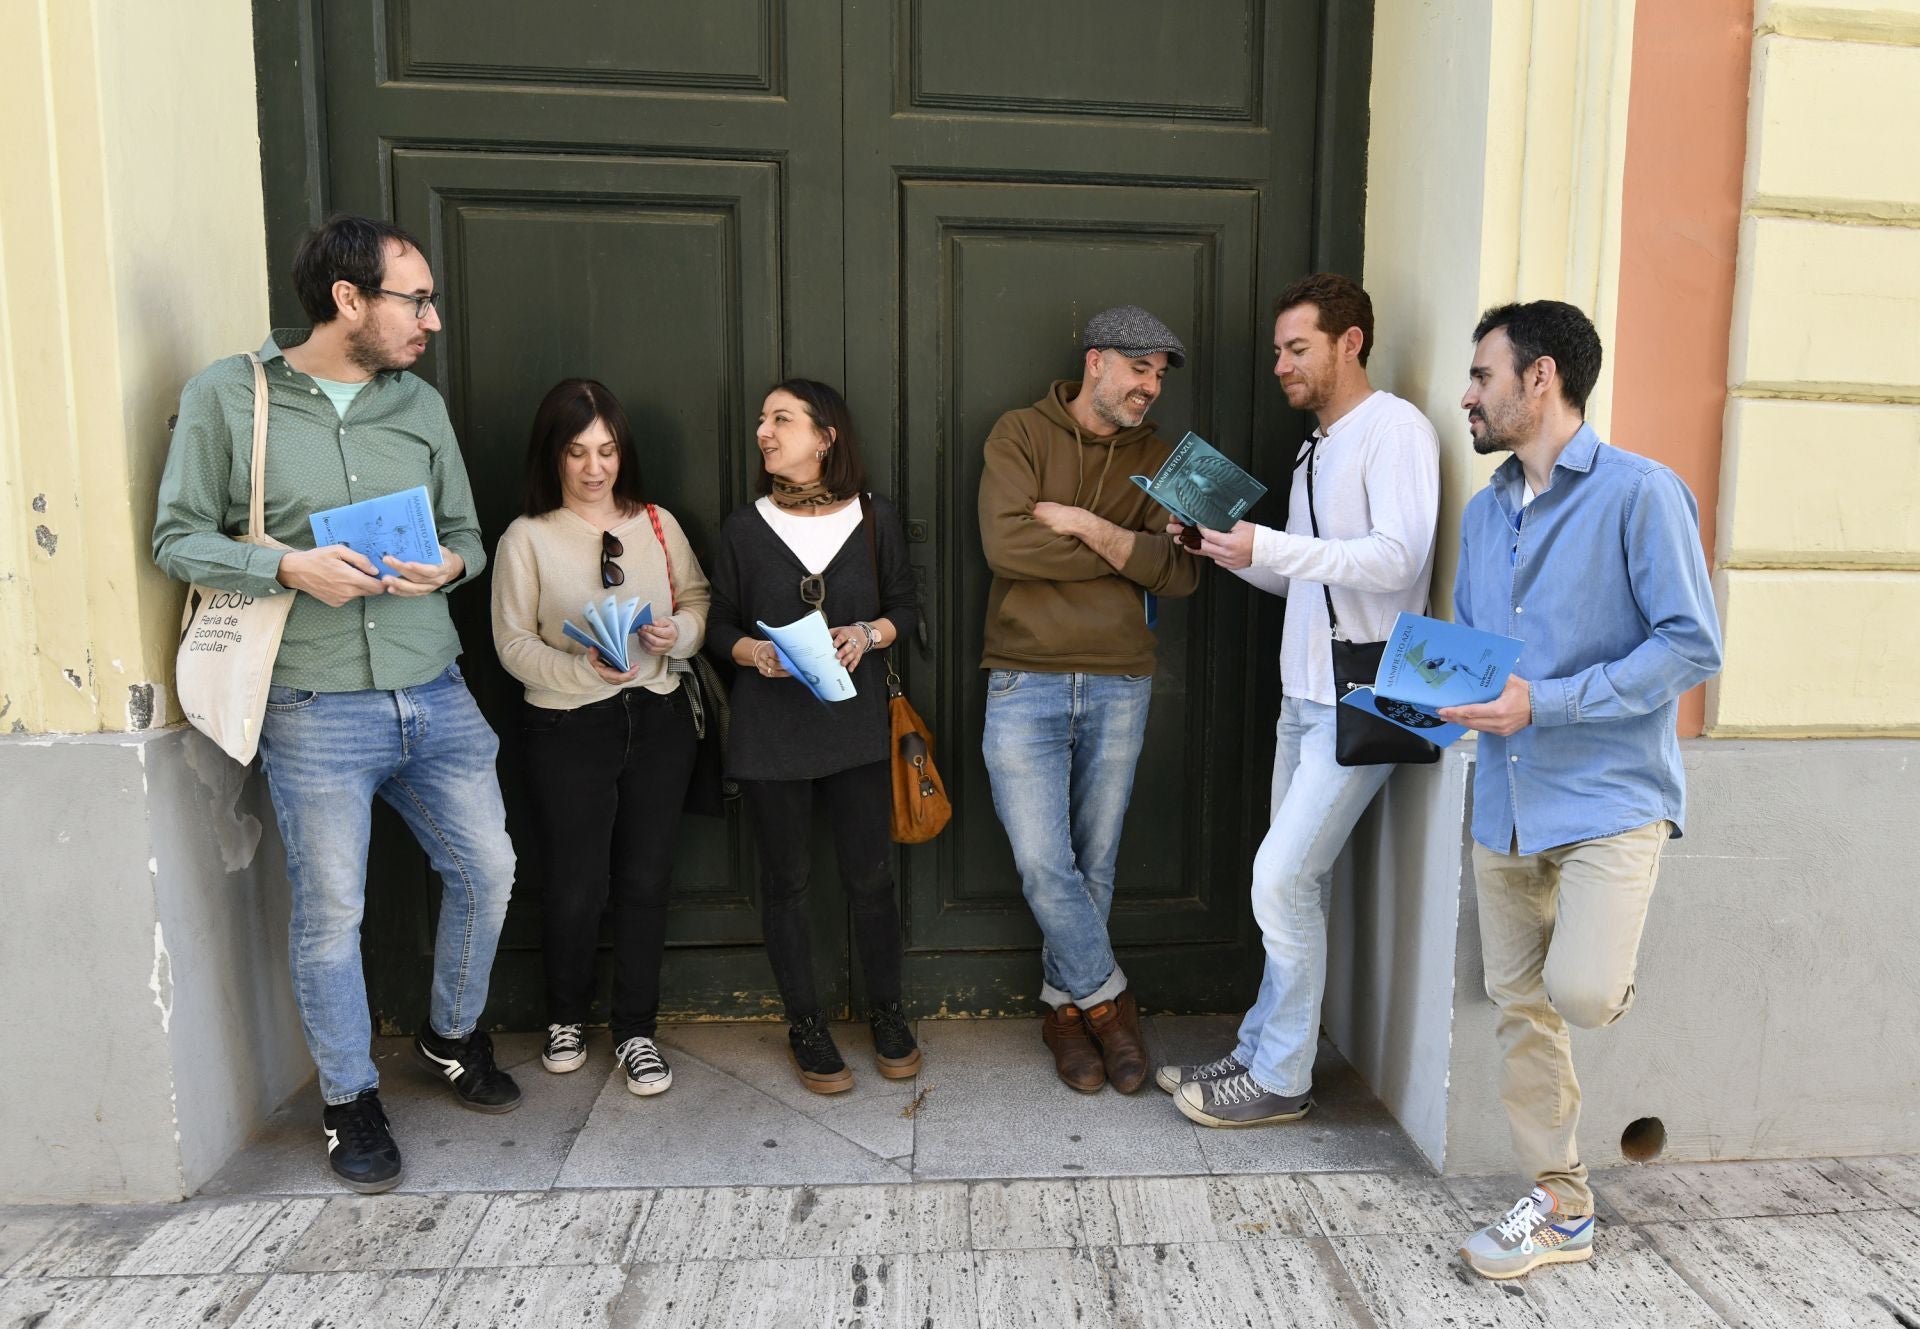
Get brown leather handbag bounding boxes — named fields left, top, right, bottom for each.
left=860, top=496, right=952, bottom=843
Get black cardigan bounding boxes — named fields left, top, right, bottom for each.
left=706, top=494, right=920, bottom=781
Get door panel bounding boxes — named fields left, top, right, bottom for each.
left=842, top=0, right=1324, bottom=1012
left=253, top=0, right=1368, bottom=1026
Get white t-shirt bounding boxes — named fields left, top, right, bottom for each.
left=1231, top=390, right=1442, bottom=706
left=755, top=496, right=862, bottom=574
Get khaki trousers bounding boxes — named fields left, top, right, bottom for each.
left=1472, top=820, right=1671, bottom=1215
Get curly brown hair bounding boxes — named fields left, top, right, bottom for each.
left=1272, top=272, right=1374, bottom=366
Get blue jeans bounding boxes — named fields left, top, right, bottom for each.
left=982, top=670, right=1152, bottom=1007
left=258, top=663, right=515, bottom=1104
left=1233, top=697, right=1391, bottom=1096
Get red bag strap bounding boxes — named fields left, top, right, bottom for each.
left=645, top=503, right=676, bottom=612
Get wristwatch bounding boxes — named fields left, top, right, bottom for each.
left=856, top=621, right=882, bottom=650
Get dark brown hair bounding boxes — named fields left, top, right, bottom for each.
left=291, top=213, right=426, bottom=325
left=1472, top=300, right=1604, bottom=415
left=754, top=378, right=869, bottom=499
left=1272, top=272, right=1375, bottom=366
left=521, top=379, right=646, bottom=517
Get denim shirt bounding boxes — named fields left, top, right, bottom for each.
left=1455, top=425, right=1723, bottom=855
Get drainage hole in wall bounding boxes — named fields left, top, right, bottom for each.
left=1620, top=1116, right=1666, bottom=1162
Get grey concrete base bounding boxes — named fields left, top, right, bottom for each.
left=1325, top=736, right=1920, bottom=1176
left=203, top=1018, right=1426, bottom=1195
left=0, top=727, right=308, bottom=1203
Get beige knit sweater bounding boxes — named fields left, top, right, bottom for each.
left=490, top=505, right=710, bottom=710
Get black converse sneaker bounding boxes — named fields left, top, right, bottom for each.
left=413, top=1024, right=523, bottom=1113
left=868, top=1001, right=922, bottom=1079
left=321, top=1090, right=402, bottom=1193
left=542, top=1023, right=586, bottom=1073
left=613, top=1035, right=672, bottom=1097
left=788, top=1012, right=853, bottom=1094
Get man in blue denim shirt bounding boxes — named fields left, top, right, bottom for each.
left=1440, top=301, right=1722, bottom=1280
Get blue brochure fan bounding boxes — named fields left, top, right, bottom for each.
left=561, top=596, right=654, bottom=673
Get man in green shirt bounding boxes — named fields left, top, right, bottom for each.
left=154, top=215, right=520, bottom=1193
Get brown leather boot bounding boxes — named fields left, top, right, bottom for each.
left=1042, top=1003, right=1106, bottom=1092
left=1082, top=991, right=1149, bottom=1093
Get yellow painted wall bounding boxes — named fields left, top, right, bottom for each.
left=1364, top=0, right=1637, bottom=611
left=0, top=0, right=267, bottom=736
left=1710, top=0, right=1920, bottom=733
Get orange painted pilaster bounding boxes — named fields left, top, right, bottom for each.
left=1612, top=2, right=1752, bottom=736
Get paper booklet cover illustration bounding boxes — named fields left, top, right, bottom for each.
left=1340, top=612, right=1525, bottom=747
left=754, top=611, right=856, bottom=703
left=1129, top=431, right=1268, bottom=532
left=309, top=485, right=442, bottom=572
left=562, top=597, right=654, bottom=674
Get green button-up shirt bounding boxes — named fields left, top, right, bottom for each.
left=152, top=331, right=487, bottom=692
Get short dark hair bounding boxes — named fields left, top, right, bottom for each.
left=754, top=378, right=869, bottom=500
left=1273, top=272, right=1374, bottom=366
left=521, top=379, right=646, bottom=518
left=1471, top=300, right=1604, bottom=414
left=291, top=213, right=427, bottom=324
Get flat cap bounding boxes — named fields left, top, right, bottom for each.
left=1083, top=305, right=1187, bottom=369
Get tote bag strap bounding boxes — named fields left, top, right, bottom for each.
left=244, top=353, right=271, bottom=541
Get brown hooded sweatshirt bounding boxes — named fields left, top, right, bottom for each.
left=978, top=379, right=1201, bottom=674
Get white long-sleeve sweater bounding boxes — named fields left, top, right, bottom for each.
left=1232, top=390, right=1441, bottom=706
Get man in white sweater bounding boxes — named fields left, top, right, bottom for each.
left=1160, top=273, right=1441, bottom=1127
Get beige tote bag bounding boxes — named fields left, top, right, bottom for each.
left=174, top=353, right=295, bottom=764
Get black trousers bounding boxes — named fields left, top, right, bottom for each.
left=739, top=759, right=902, bottom=1020
left=522, top=686, right=698, bottom=1044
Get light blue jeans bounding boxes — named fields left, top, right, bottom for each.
left=1233, top=697, right=1392, bottom=1097
left=982, top=670, right=1152, bottom=1007
left=257, top=663, right=515, bottom=1104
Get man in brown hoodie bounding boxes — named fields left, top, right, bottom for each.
left=978, top=305, right=1201, bottom=1093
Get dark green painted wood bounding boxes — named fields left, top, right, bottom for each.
left=249, top=0, right=1372, bottom=1030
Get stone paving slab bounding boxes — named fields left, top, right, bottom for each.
left=5, top=1163, right=1920, bottom=1326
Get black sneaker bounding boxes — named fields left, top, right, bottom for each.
left=542, top=1023, right=586, bottom=1074
left=613, top=1035, right=673, bottom=1097
left=321, top=1091, right=402, bottom=1193
left=413, top=1024, right=523, bottom=1113
left=868, top=1001, right=922, bottom=1079
left=788, top=1012, right=853, bottom=1095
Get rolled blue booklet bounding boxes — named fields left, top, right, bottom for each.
left=561, top=596, right=652, bottom=673
left=754, top=611, right=856, bottom=703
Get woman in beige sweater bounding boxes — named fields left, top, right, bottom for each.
left=490, top=379, right=710, bottom=1099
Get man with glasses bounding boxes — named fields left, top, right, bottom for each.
left=154, top=213, right=518, bottom=1194
left=977, top=305, right=1201, bottom=1094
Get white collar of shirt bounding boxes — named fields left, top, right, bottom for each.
left=1312, top=389, right=1382, bottom=443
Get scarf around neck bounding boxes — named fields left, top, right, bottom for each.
left=769, top=476, right=843, bottom=511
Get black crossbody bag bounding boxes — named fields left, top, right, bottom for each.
left=1304, top=437, right=1441, bottom=768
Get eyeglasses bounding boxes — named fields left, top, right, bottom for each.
left=798, top=574, right=825, bottom=613
left=601, top=530, right=625, bottom=588
left=357, top=285, right=442, bottom=320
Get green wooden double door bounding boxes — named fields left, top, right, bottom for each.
left=253, top=0, right=1371, bottom=1028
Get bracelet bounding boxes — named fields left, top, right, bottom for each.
left=754, top=640, right=777, bottom=671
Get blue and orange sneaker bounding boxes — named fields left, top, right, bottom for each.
left=1458, top=1185, right=1594, bottom=1279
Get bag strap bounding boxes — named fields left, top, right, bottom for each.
left=1302, top=435, right=1341, bottom=639
left=645, top=502, right=676, bottom=612
left=245, top=353, right=270, bottom=541
left=857, top=493, right=903, bottom=695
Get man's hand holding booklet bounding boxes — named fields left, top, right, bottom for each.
left=1339, top=612, right=1524, bottom=749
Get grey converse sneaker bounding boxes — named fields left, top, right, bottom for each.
left=1458, top=1186, right=1594, bottom=1280
left=613, top=1036, right=672, bottom=1097
left=1155, top=1051, right=1246, bottom=1095
left=1174, top=1070, right=1312, bottom=1128
left=542, top=1023, right=585, bottom=1074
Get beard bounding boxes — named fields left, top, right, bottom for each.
left=1087, top=375, right=1151, bottom=431
left=1281, top=367, right=1335, bottom=416
left=1469, top=398, right=1532, bottom=455
left=346, top=321, right=412, bottom=375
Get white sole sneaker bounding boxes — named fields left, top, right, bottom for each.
left=542, top=1049, right=586, bottom=1073
left=1459, top=1241, right=1593, bottom=1280
left=625, top=1067, right=673, bottom=1097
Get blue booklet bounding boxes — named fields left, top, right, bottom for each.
left=754, top=611, right=856, bottom=703
left=562, top=596, right=653, bottom=674
left=1130, top=431, right=1267, bottom=533
left=1338, top=612, right=1524, bottom=747
left=309, top=485, right=442, bottom=571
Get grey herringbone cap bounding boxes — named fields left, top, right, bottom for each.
left=1083, top=305, right=1187, bottom=369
